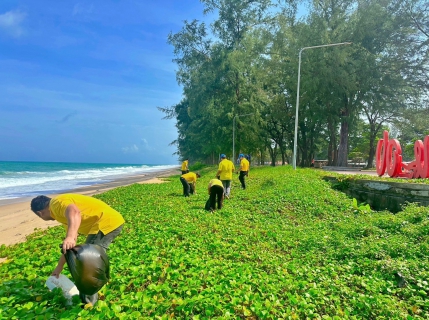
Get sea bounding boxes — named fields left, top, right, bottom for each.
left=0, top=161, right=178, bottom=201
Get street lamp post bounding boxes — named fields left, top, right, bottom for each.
left=233, top=113, right=253, bottom=162
left=292, top=42, right=352, bottom=169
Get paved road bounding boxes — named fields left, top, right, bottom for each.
left=322, top=168, right=385, bottom=177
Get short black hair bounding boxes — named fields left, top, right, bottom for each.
left=31, top=195, right=51, bottom=214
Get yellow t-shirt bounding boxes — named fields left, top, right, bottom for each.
left=181, top=160, right=188, bottom=171
left=218, top=159, right=235, bottom=180
left=240, top=158, right=250, bottom=171
left=181, top=172, right=197, bottom=183
left=49, top=194, right=125, bottom=236
left=208, top=179, right=224, bottom=189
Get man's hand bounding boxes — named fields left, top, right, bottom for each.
left=62, top=236, right=76, bottom=254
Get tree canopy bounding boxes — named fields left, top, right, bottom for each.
left=159, top=0, right=428, bottom=167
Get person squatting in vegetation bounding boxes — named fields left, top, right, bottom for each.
left=205, top=178, right=224, bottom=211
left=30, top=194, right=125, bottom=305
left=181, top=158, right=189, bottom=174
left=237, top=153, right=250, bottom=190
left=180, top=171, right=201, bottom=197
left=216, top=154, right=235, bottom=199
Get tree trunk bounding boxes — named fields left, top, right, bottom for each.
left=366, top=122, right=377, bottom=169
left=337, top=118, right=349, bottom=167
left=268, top=143, right=278, bottom=166
left=327, top=121, right=337, bottom=166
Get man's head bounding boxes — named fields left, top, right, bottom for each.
left=220, top=154, right=226, bottom=159
left=31, top=195, right=52, bottom=220
left=239, top=153, right=244, bottom=158
left=196, top=173, right=201, bottom=178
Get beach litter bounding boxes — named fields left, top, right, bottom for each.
left=45, top=274, right=79, bottom=305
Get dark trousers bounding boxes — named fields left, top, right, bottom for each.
left=205, top=185, right=224, bottom=210
left=239, top=171, right=248, bottom=189
left=180, top=177, right=192, bottom=196
left=81, top=224, right=123, bottom=305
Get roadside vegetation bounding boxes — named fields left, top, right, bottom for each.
left=1, top=166, right=429, bottom=319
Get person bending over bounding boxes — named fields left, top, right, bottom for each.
left=31, top=194, right=125, bottom=305
left=180, top=172, right=200, bottom=197
left=205, top=178, right=224, bottom=211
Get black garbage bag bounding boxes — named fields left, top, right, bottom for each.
left=62, top=244, right=110, bottom=295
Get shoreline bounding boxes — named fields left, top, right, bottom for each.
left=0, top=167, right=180, bottom=248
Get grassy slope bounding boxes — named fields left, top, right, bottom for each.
left=1, top=165, right=429, bottom=319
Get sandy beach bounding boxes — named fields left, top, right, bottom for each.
left=0, top=168, right=179, bottom=248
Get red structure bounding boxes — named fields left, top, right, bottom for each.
left=376, top=130, right=429, bottom=178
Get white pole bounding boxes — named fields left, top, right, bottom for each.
left=292, top=42, right=352, bottom=170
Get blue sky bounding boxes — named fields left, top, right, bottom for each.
left=0, top=0, right=208, bottom=165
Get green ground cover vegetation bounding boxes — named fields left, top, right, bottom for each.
left=1, top=166, right=429, bottom=319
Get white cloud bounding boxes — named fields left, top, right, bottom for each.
left=122, top=144, right=139, bottom=154
left=140, top=138, right=154, bottom=151
left=0, top=10, right=26, bottom=37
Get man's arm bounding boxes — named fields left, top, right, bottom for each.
left=52, top=255, right=67, bottom=278
left=62, top=204, right=81, bottom=253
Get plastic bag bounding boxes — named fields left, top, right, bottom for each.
left=45, top=274, right=79, bottom=305
left=63, top=244, right=110, bottom=295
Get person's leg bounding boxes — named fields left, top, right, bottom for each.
left=224, top=180, right=231, bottom=197
left=239, top=171, right=246, bottom=189
left=221, top=180, right=227, bottom=197
left=180, top=177, right=190, bottom=196
left=205, top=198, right=211, bottom=210
left=213, top=185, right=224, bottom=209
left=82, top=225, right=123, bottom=304
left=85, top=225, right=123, bottom=250
left=209, top=186, right=217, bottom=210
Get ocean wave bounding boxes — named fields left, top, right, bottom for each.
left=0, top=163, right=178, bottom=199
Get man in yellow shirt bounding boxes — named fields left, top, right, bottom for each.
left=31, top=193, right=125, bottom=304
left=216, top=154, right=235, bottom=199
left=180, top=171, right=201, bottom=197
left=205, top=178, right=224, bottom=211
left=181, top=158, right=189, bottom=174
left=237, top=153, right=250, bottom=190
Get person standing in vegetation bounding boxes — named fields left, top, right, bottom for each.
left=205, top=178, right=224, bottom=211
left=216, top=154, right=235, bottom=199
left=181, top=158, right=189, bottom=174
left=237, top=153, right=250, bottom=190
left=180, top=171, right=200, bottom=197
left=30, top=194, right=125, bottom=305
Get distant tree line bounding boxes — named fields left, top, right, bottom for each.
left=158, top=0, right=428, bottom=168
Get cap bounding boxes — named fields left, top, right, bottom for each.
left=220, top=154, right=226, bottom=158
left=239, top=153, right=244, bottom=158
